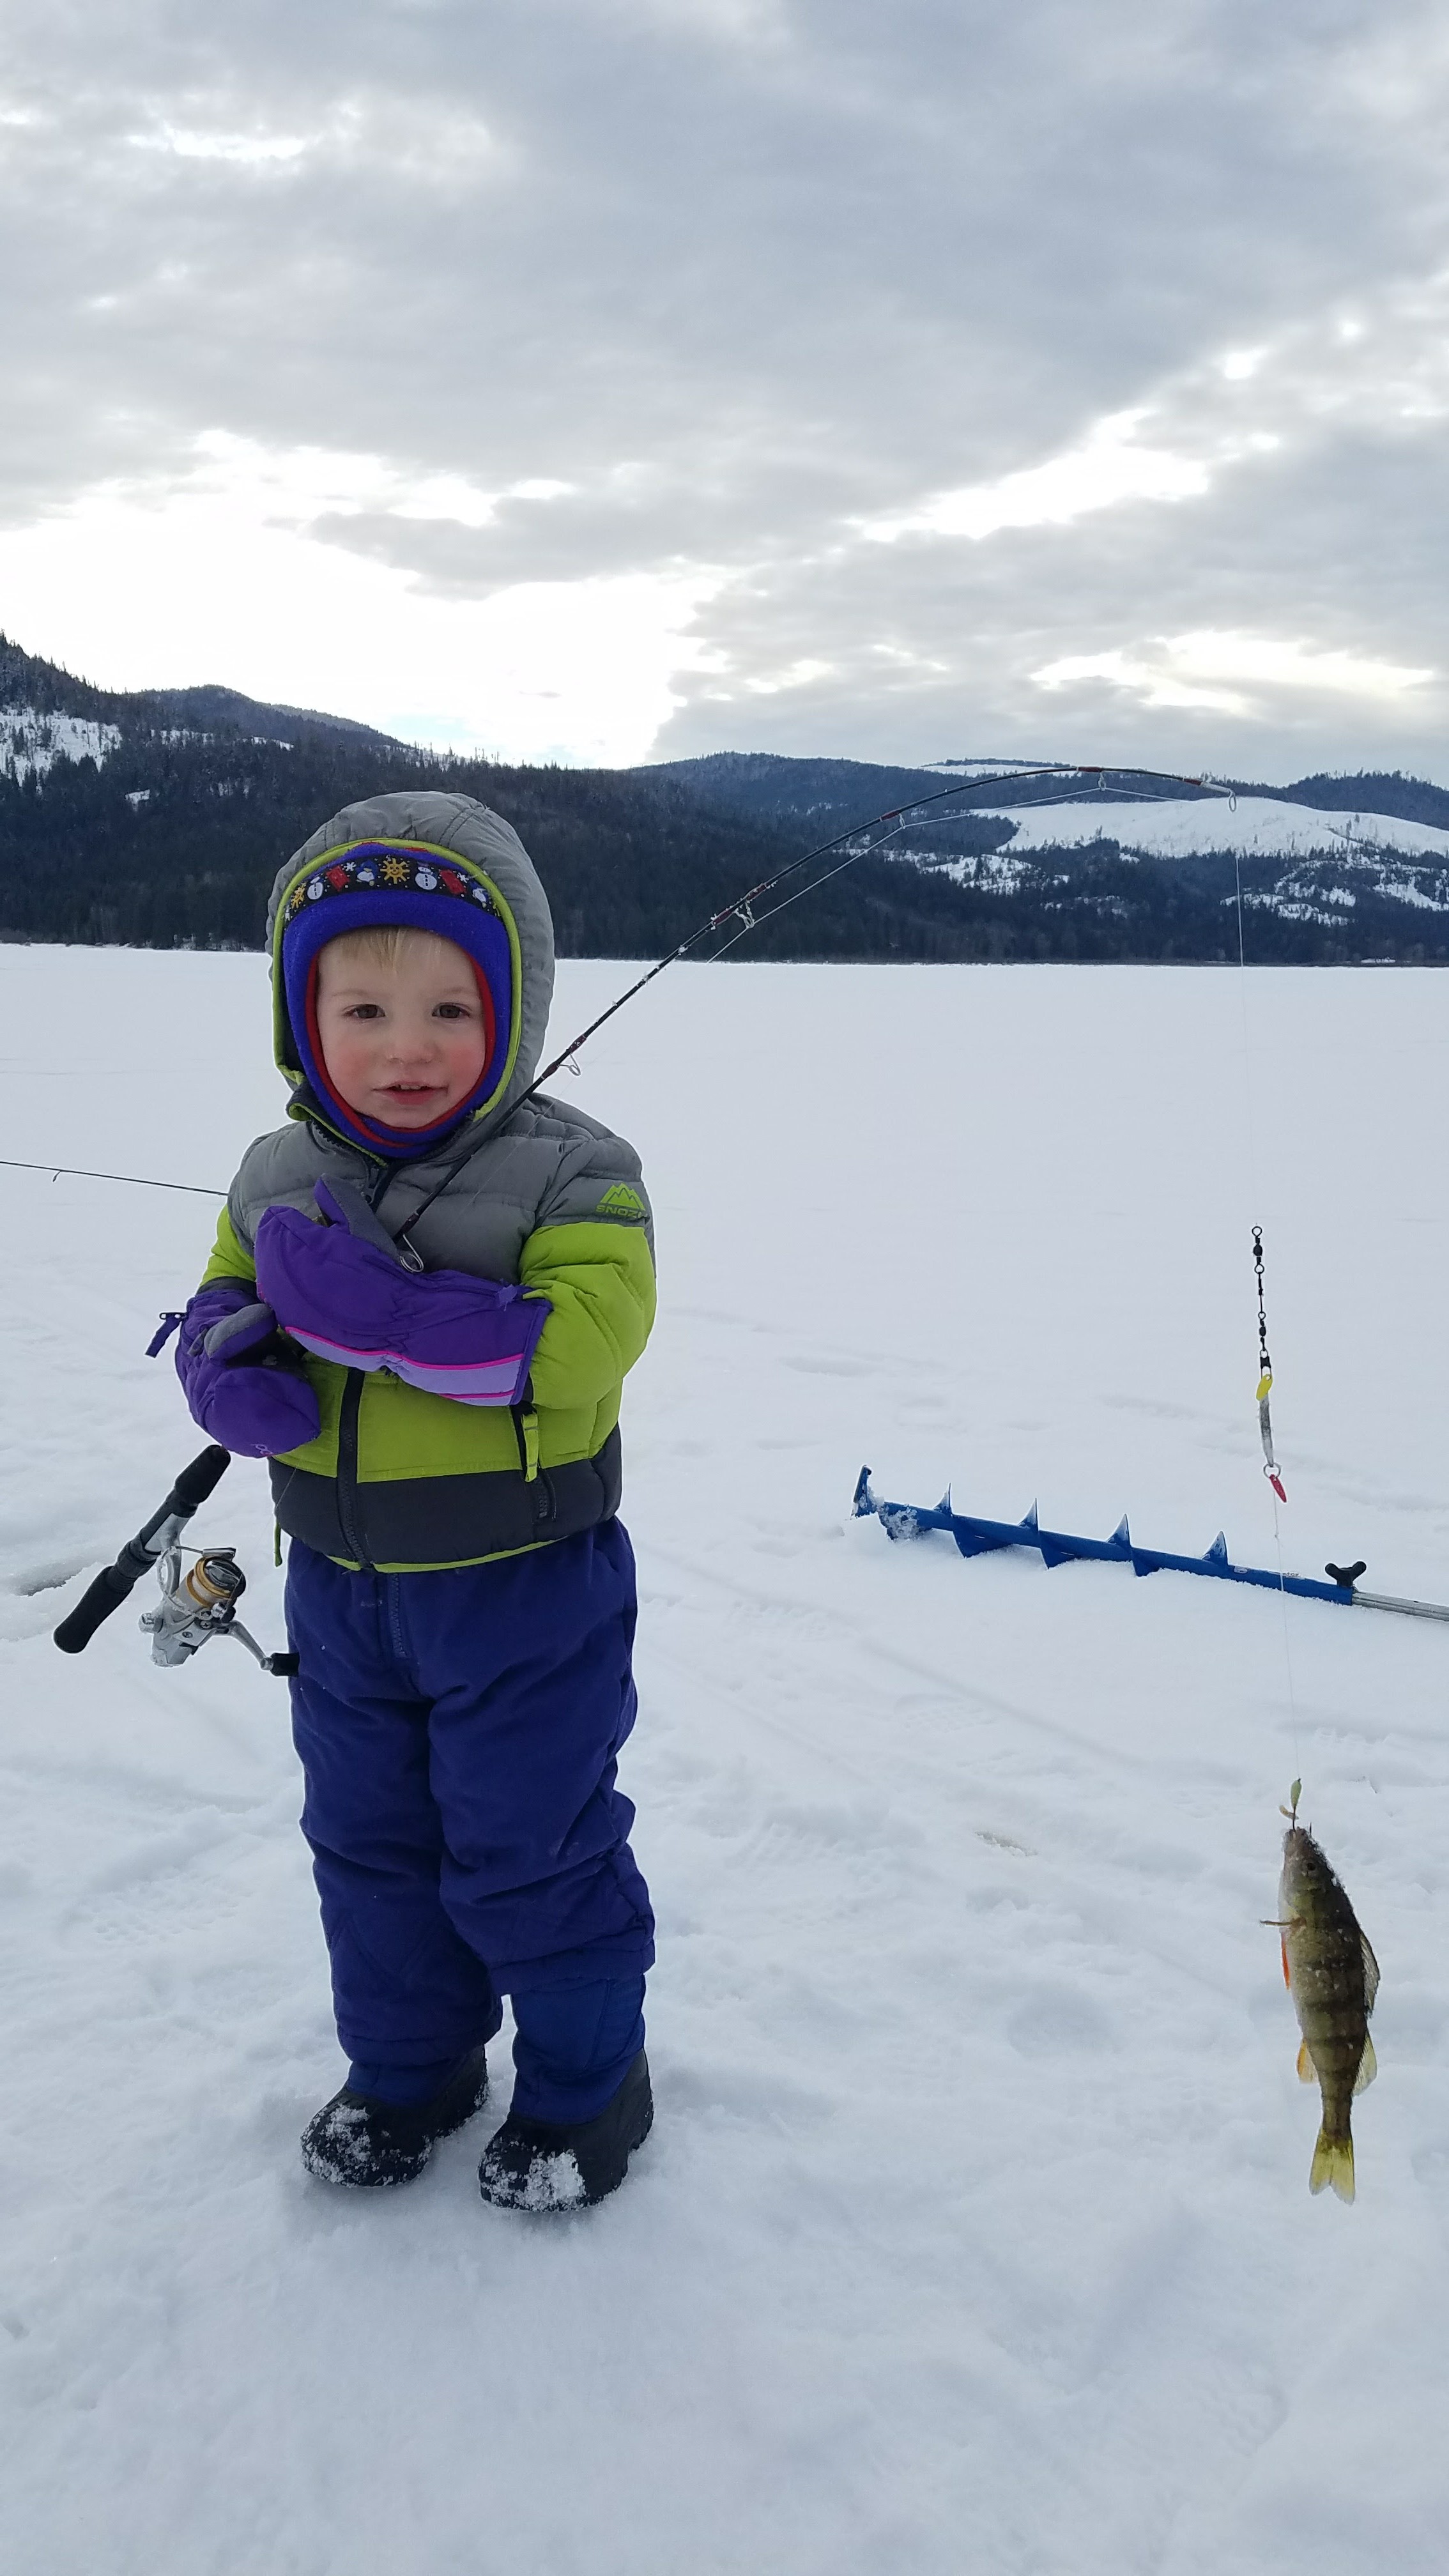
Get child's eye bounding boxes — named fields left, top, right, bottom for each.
left=434, top=1003, right=473, bottom=1020
left=346, top=1004, right=385, bottom=1020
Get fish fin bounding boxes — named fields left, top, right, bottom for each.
left=1310, top=2131, right=1355, bottom=2203
left=1282, top=1937, right=1291, bottom=1991
left=1353, top=2034, right=1377, bottom=2095
left=1296, top=2039, right=1316, bottom=2083
left=1360, top=1935, right=1381, bottom=2014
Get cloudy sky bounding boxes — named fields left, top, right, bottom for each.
left=3, top=0, right=1448, bottom=775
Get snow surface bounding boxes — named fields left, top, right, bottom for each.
left=974, top=795, right=1449, bottom=864
left=4, top=947, right=1449, bottom=2576
left=0, top=706, right=121, bottom=781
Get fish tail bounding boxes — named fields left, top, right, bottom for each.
left=1309, top=2128, right=1356, bottom=2204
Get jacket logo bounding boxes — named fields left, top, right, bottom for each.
left=597, top=1183, right=645, bottom=1217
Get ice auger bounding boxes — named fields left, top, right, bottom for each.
left=852, top=1470, right=1449, bottom=1623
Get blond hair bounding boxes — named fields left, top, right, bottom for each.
left=319, top=924, right=459, bottom=972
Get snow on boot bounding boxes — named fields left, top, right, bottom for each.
left=301, top=2044, right=491, bottom=2188
left=479, top=2049, right=653, bottom=2211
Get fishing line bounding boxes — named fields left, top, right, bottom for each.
left=0, top=1156, right=224, bottom=1196
left=1230, top=843, right=1303, bottom=1761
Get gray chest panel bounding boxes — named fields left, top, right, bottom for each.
left=227, top=1095, right=648, bottom=1285
left=373, top=1135, right=566, bottom=1280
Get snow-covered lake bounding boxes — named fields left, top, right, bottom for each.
left=3, top=947, right=1448, bottom=2575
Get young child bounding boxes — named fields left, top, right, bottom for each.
left=171, top=790, right=657, bottom=2208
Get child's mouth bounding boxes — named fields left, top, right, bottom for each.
left=377, top=1083, right=448, bottom=1116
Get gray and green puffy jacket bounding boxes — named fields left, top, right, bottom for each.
left=195, top=790, right=656, bottom=1572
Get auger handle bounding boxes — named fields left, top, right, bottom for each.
left=53, top=1445, right=232, bottom=1655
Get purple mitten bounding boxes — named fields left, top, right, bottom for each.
left=175, top=1280, right=321, bottom=1459
left=254, top=1187, right=549, bottom=1408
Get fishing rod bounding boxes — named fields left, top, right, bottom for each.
left=53, top=1444, right=296, bottom=1675
left=0, top=762, right=1423, bottom=1183
left=0, top=760, right=1232, bottom=1204
left=518, top=759, right=1234, bottom=1099
left=0, top=1157, right=222, bottom=1195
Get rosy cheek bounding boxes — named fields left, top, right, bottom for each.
left=318, top=1025, right=374, bottom=1096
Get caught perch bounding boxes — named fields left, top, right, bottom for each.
left=1271, top=1784, right=1379, bottom=2203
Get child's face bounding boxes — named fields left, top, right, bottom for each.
left=314, top=933, right=489, bottom=1129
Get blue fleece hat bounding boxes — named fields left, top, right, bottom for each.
left=277, top=840, right=516, bottom=1158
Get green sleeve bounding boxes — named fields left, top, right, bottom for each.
left=519, top=1220, right=657, bottom=1410
left=199, top=1205, right=257, bottom=1290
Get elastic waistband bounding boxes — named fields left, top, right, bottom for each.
left=270, top=1427, right=622, bottom=1570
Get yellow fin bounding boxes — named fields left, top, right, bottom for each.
left=1296, top=2039, right=1316, bottom=2083
left=1310, top=2131, right=1356, bottom=2203
left=1353, top=2034, right=1377, bottom=2094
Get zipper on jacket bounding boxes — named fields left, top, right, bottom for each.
left=509, top=1400, right=540, bottom=1483
left=335, top=1368, right=370, bottom=1566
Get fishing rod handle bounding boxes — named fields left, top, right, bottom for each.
left=53, top=1560, right=144, bottom=1654
left=162, top=1443, right=233, bottom=1522
left=52, top=1445, right=231, bottom=1655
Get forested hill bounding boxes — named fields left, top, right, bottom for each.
left=0, top=633, right=400, bottom=749
left=652, top=748, right=1449, bottom=836
left=5, top=634, right=1449, bottom=961
left=0, top=641, right=982, bottom=959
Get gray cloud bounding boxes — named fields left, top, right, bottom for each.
left=4, top=0, right=1449, bottom=771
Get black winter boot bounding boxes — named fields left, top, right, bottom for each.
left=479, top=2049, right=653, bottom=2211
left=301, top=2044, right=491, bottom=2187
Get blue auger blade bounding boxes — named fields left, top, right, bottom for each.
left=944, top=1506, right=1134, bottom=1571
left=1120, top=1535, right=1350, bottom=1600
left=951, top=1518, right=1014, bottom=1559
left=946, top=1499, right=1042, bottom=1561
left=855, top=1475, right=1360, bottom=1606
left=1006, top=1498, right=1079, bottom=1568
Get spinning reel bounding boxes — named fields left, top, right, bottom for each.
left=54, top=1445, right=296, bottom=1678
left=139, top=1540, right=296, bottom=1675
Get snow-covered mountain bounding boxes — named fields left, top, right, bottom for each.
left=644, top=752, right=1449, bottom=949
left=980, top=793, right=1449, bottom=866
left=6, top=632, right=1449, bottom=957
left=889, top=792, right=1449, bottom=933
left=0, top=631, right=407, bottom=760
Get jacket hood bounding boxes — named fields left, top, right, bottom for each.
left=266, top=790, right=555, bottom=1156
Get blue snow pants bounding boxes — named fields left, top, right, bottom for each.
left=285, top=1521, right=654, bottom=2120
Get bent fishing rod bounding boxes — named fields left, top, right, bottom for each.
left=517, top=758, right=1234, bottom=1100
left=0, top=757, right=1234, bottom=1200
